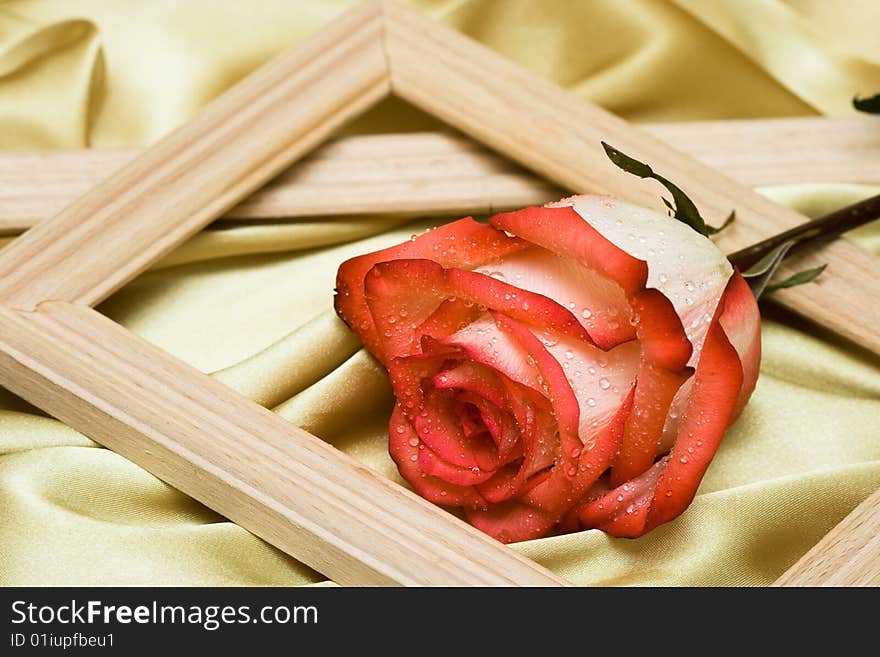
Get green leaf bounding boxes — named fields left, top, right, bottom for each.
left=601, top=141, right=734, bottom=237
left=740, top=236, right=828, bottom=299
left=741, top=239, right=798, bottom=299
left=763, top=264, right=828, bottom=295
left=853, top=92, right=880, bottom=114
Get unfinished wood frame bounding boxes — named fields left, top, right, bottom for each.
left=0, top=0, right=876, bottom=586
left=3, top=116, right=877, bottom=233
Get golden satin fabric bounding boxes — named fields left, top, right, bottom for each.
left=1, top=0, right=878, bottom=586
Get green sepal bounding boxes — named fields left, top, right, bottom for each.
left=741, top=237, right=827, bottom=298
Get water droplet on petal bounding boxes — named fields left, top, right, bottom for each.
left=599, top=377, right=611, bottom=390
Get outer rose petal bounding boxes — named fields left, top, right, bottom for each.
left=466, top=501, right=559, bottom=545
left=490, top=204, right=648, bottom=297
left=475, top=246, right=635, bottom=349
left=576, top=272, right=757, bottom=537
left=336, top=218, right=528, bottom=357
left=547, top=195, right=734, bottom=362
left=610, top=289, right=692, bottom=486
left=718, top=271, right=762, bottom=419
left=645, top=273, right=754, bottom=531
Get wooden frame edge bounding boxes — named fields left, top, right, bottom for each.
left=2, top=117, right=877, bottom=233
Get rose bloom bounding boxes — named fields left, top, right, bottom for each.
left=335, top=196, right=760, bottom=543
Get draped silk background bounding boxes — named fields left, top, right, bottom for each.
left=1, top=0, right=878, bottom=586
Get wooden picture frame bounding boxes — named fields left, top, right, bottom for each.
left=0, top=1, right=876, bottom=586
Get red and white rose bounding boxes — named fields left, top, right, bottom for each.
left=335, top=195, right=760, bottom=543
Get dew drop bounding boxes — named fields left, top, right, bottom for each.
left=408, top=437, right=419, bottom=447
left=599, top=377, right=611, bottom=390
left=581, top=308, right=593, bottom=320
left=564, top=350, right=574, bottom=360
left=679, top=455, right=689, bottom=464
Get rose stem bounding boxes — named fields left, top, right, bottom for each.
left=726, top=193, right=880, bottom=270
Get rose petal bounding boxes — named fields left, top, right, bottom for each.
left=388, top=405, right=486, bottom=507
left=336, top=218, right=528, bottom=356
left=718, top=271, right=761, bottom=419
left=364, top=259, right=593, bottom=365
left=465, top=500, right=559, bottom=544
left=644, top=275, right=749, bottom=531
left=418, top=442, right=497, bottom=486
left=578, top=458, right=667, bottom=537
left=415, top=389, right=499, bottom=471
left=611, top=289, right=692, bottom=486
left=548, top=195, right=734, bottom=362
left=475, top=246, right=634, bottom=349
left=490, top=204, right=648, bottom=297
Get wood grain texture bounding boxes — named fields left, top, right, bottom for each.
left=774, top=489, right=880, bottom=586
left=647, top=116, right=880, bottom=188
left=383, top=0, right=880, bottom=357
left=0, top=301, right=566, bottom=587
left=0, top=134, right=561, bottom=232
left=0, top=2, right=389, bottom=310
left=2, top=117, right=876, bottom=233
